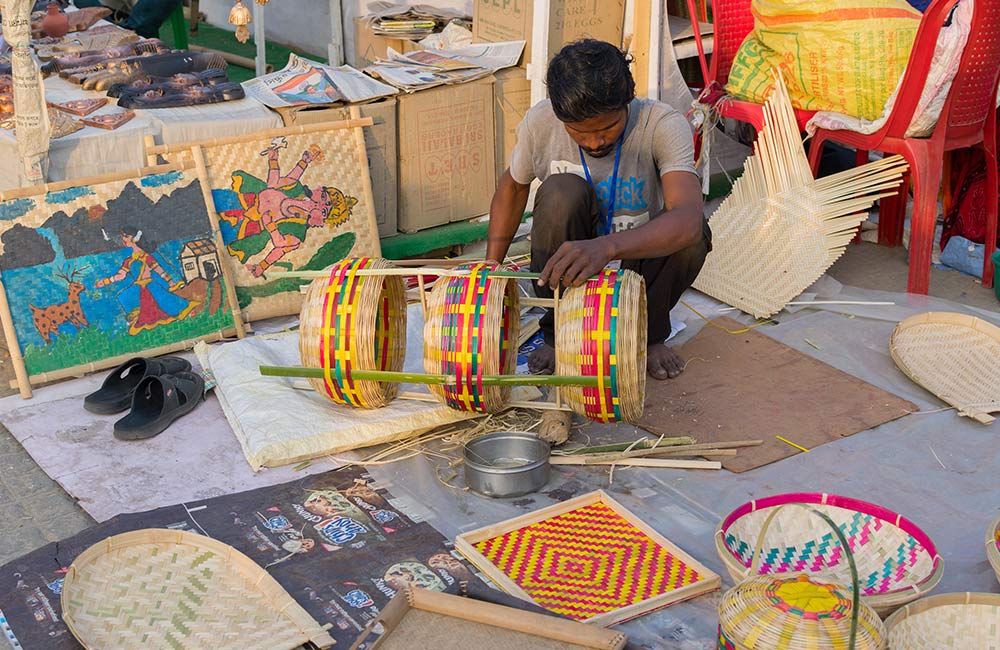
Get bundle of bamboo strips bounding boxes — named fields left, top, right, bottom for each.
left=550, top=438, right=763, bottom=470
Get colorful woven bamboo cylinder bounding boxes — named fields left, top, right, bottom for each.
left=299, top=257, right=407, bottom=409
left=423, top=263, right=519, bottom=413
left=555, top=269, right=646, bottom=423
left=988, top=515, right=1000, bottom=586
left=718, top=503, right=887, bottom=650
left=716, top=493, right=943, bottom=617
left=883, top=592, right=1000, bottom=650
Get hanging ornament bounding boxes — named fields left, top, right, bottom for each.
left=228, top=0, right=252, bottom=43
left=255, top=0, right=269, bottom=5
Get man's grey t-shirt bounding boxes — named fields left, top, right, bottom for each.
left=509, top=98, right=696, bottom=233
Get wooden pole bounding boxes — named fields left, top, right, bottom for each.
left=192, top=146, right=247, bottom=338
left=144, top=118, right=374, bottom=156
left=0, top=277, right=32, bottom=398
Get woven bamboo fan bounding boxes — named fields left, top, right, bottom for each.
left=716, top=493, right=942, bottom=617
left=988, top=515, right=1000, bottom=586
left=61, top=529, right=335, bottom=649
left=719, top=504, right=887, bottom=650
left=693, top=71, right=908, bottom=318
left=556, top=269, right=646, bottom=423
left=889, top=311, right=1000, bottom=424
left=423, top=263, right=520, bottom=413
left=299, top=257, right=407, bottom=408
left=884, top=592, right=1000, bottom=650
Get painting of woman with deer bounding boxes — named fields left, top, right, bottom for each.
left=0, top=167, right=236, bottom=378
left=96, top=226, right=199, bottom=336
left=220, top=136, right=358, bottom=278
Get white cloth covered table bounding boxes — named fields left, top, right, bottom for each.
left=0, top=75, right=282, bottom=190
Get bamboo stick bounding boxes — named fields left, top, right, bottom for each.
left=192, top=146, right=247, bottom=339
left=555, top=437, right=696, bottom=455
left=259, top=365, right=601, bottom=387
left=578, top=440, right=762, bottom=464
left=0, top=161, right=195, bottom=201
left=145, top=119, right=375, bottom=156
left=0, top=277, right=31, bottom=398
left=548, top=457, right=722, bottom=470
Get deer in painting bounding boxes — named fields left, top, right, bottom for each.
left=29, top=266, right=90, bottom=344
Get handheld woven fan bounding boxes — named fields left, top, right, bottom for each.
left=61, top=529, right=335, bottom=650
left=693, top=71, right=909, bottom=319
left=890, top=312, right=1000, bottom=424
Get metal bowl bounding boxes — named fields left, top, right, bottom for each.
left=463, top=431, right=550, bottom=498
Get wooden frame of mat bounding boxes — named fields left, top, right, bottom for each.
left=62, top=528, right=335, bottom=649
left=349, top=587, right=627, bottom=650
left=0, top=161, right=246, bottom=399
left=988, top=515, right=1000, bottom=586
left=144, top=115, right=382, bottom=324
left=454, top=490, right=721, bottom=626
left=890, top=311, right=1000, bottom=424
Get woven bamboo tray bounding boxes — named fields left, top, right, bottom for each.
left=61, top=529, right=335, bottom=649
left=890, top=311, right=1000, bottom=424
left=423, top=263, right=519, bottom=413
left=883, top=592, right=1000, bottom=649
left=716, top=493, right=943, bottom=617
left=299, top=257, right=407, bottom=408
left=555, top=269, right=646, bottom=423
left=988, top=515, right=1000, bottom=586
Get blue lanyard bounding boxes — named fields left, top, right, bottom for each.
left=578, top=137, right=623, bottom=236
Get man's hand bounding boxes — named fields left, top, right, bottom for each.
left=538, top=238, right=614, bottom=289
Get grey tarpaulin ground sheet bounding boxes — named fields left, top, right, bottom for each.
left=0, top=276, right=997, bottom=648
left=366, top=277, right=1000, bottom=649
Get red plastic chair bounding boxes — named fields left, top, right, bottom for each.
left=686, top=0, right=817, bottom=134
left=807, top=0, right=1000, bottom=294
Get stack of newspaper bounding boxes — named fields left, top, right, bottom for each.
left=242, top=54, right=398, bottom=108
left=367, top=2, right=469, bottom=39
left=365, top=41, right=525, bottom=92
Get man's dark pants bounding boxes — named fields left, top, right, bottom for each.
left=530, top=173, right=711, bottom=347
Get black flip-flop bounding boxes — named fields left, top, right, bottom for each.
left=113, top=371, right=205, bottom=441
left=84, top=356, right=192, bottom=414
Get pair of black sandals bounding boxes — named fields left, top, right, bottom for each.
left=83, top=357, right=205, bottom=440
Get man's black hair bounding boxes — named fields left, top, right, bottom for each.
left=546, top=39, right=636, bottom=123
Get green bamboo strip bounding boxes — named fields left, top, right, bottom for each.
left=259, top=365, right=601, bottom=387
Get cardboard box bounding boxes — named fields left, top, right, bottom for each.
left=352, top=16, right=425, bottom=69
left=473, top=0, right=626, bottom=67
left=276, top=98, right=399, bottom=238
left=398, top=79, right=497, bottom=232
left=493, top=67, right=531, bottom=179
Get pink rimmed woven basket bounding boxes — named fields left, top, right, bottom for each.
left=988, top=515, right=1000, bottom=586
left=884, top=592, right=1000, bottom=649
left=715, top=493, right=943, bottom=617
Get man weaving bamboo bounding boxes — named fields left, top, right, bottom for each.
left=486, top=39, right=711, bottom=380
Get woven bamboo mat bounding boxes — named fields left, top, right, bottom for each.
left=636, top=317, right=916, bottom=472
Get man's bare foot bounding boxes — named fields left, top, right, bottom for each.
left=528, top=344, right=555, bottom=375
left=648, top=344, right=684, bottom=380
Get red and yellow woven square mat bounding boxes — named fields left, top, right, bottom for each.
left=473, top=502, right=704, bottom=621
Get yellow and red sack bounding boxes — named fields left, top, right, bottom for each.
left=725, top=0, right=922, bottom=120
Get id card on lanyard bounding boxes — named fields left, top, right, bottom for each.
left=578, top=137, right=623, bottom=236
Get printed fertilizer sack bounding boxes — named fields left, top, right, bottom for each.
left=725, top=0, right=921, bottom=120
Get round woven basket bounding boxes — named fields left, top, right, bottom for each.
left=889, top=311, right=1000, bottom=424
left=61, top=529, right=334, bottom=650
left=299, top=257, right=407, bottom=409
left=987, top=515, right=1000, bottom=586
left=719, top=504, right=886, bottom=650
left=716, top=493, right=943, bottom=617
left=883, top=592, right=1000, bottom=649
left=555, top=268, right=646, bottom=423
left=423, top=263, right=519, bottom=413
